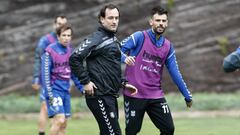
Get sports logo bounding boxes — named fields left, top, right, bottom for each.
left=131, top=110, right=136, bottom=117
left=110, top=112, right=115, bottom=118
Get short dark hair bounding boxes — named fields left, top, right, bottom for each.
left=54, top=15, right=67, bottom=23
left=98, top=4, right=120, bottom=23
left=56, top=23, right=73, bottom=36
left=151, top=6, right=168, bottom=17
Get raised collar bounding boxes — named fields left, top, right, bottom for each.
left=98, top=24, right=116, bottom=37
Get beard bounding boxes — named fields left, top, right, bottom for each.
left=153, top=26, right=165, bottom=35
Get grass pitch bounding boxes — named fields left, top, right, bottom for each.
left=0, top=116, right=240, bottom=135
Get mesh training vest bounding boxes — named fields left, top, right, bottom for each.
left=45, top=45, right=71, bottom=81
left=124, top=31, right=170, bottom=99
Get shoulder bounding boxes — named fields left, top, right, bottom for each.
left=48, top=42, right=58, bottom=48
left=37, top=34, right=51, bottom=47
left=163, top=37, right=171, bottom=45
left=84, top=31, right=107, bottom=46
left=38, top=34, right=48, bottom=43
left=41, top=33, right=54, bottom=41
left=163, top=37, right=175, bottom=58
left=132, top=31, right=144, bottom=40
left=45, top=43, right=58, bottom=52
left=124, top=31, right=144, bottom=45
left=49, top=32, right=57, bottom=37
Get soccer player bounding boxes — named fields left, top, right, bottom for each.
left=223, top=47, right=240, bottom=72
left=121, top=6, right=193, bottom=135
left=69, top=4, right=137, bottom=135
left=41, top=24, right=83, bottom=135
left=32, top=15, right=67, bottom=135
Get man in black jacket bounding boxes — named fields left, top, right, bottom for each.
left=69, top=4, right=137, bottom=135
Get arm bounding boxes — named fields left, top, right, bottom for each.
left=69, top=38, right=96, bottom=85
left=120, top=31, right=143, bottom=64
left=71, top=73, right=84, bottom=93
left=32, top=37, right=49, bottom=89
left=41, top=52, right=54, bottom=101
left=69, top=37, right=98, bottom=96
left=166, top=45, right=192, bottom=107
left=69, top=47, right=84, bottom=93
left=223, top=47, right=240, bottom=73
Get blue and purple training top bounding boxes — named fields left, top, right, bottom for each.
left=121, top=29, right=192, bottom=101
left=41, top=42, right=83, bottom=98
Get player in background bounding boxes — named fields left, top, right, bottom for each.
left=32, top=15, right=67, bottom=135
left=41, top=24, right=83, bottom=135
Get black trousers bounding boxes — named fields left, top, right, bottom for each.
left=86, top=95, right=122, bottom=135
left=124, top=96, right=175, bottom=135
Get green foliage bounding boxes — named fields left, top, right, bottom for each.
left=0, top=94, right=90, bottom=114
left=0, top=92, right=240, bottom=114
left=0, top=93, right=240, bottom=135
left=158, top=0, right=174, bottom=11
left=0, top=94, right=40, bottom=113
left=166, top=92, right=240, bottom=111
left=71, top=96, right=90, bottom=112
left=217, top=37, right=230, bottom=55
left=167, top=0, right=174, bottom=9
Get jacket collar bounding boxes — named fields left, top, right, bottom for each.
left=98, top=24, right=116, bottom=37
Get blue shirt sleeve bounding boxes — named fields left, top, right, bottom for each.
left=165, top=44, right=192, bottom=101
left=223, top=47, right=240, bottom=72
left=41, top=52, right=53, bottom=98
left=71, top=73, right=84, bottom=93
left=120, top=31, right=144, bottom=62
left=32, top=36, right=50, bottom=84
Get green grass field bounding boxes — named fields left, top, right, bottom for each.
left=0, top=116, right=240, bottom=135
left=1, top=92, right=240, bottom=113
left=1, top=92, right=240, bottom=135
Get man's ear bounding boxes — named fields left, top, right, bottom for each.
left=149, top=18, right=153, bottom=26
left=100, top=16, right=104, bottom=24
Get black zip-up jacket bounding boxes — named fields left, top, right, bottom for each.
left=69, top=26, right=122, bottom=97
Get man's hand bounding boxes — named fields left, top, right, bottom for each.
left=185, top=100, right=193, bottom=108
left=83, top=81, right=97, bottom=96
left=32, top=84, right=40, bottom=91
left=125, top=56, right=135, bottom=66
left=125, top=83, right=138, bottom=95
